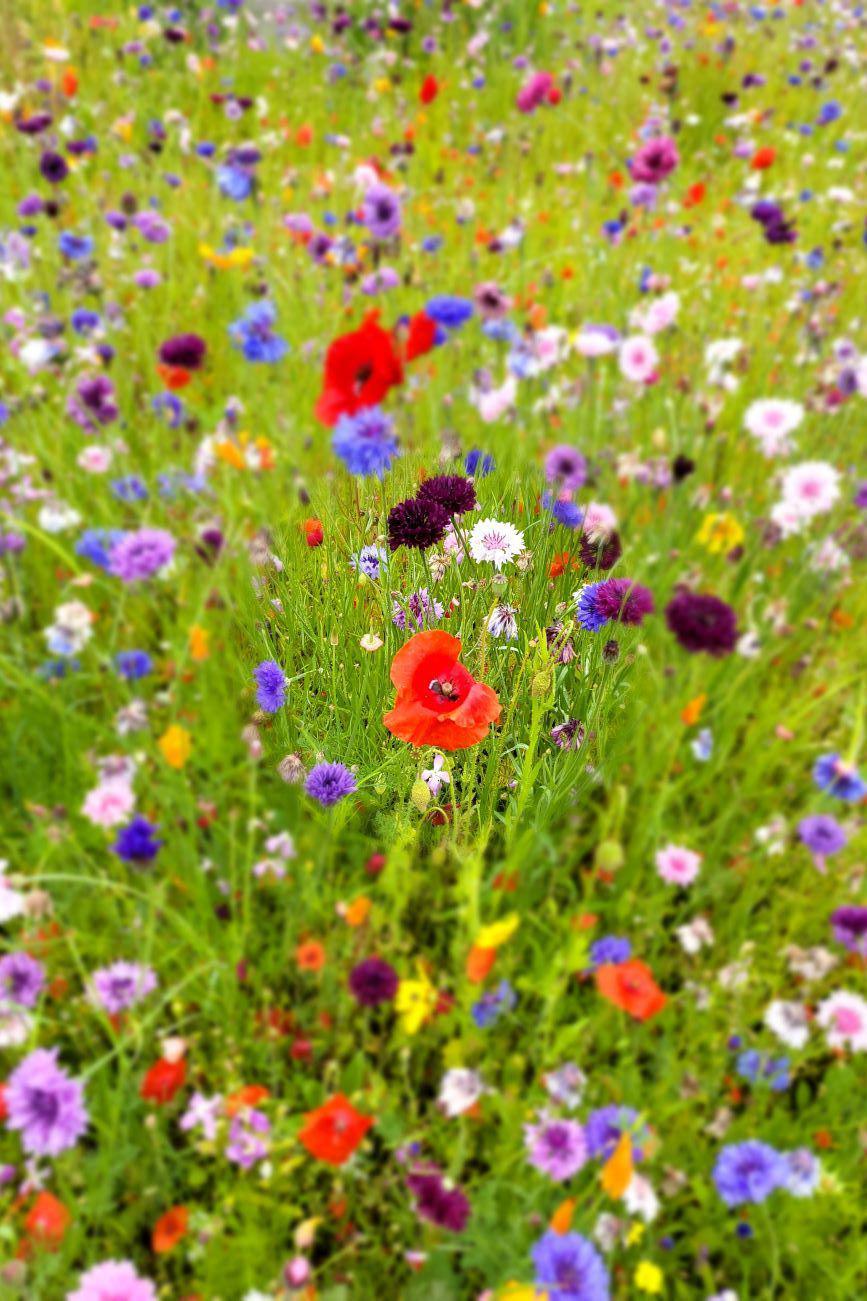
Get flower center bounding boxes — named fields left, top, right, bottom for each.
left=429, top=678, right=460, bottom=702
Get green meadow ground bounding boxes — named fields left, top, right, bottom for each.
left=0, top=2, right=865, bottom=1298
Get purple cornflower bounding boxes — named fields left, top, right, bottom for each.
left=584, top=1105, right=642, bottom=1161
left=226, top=1108, right=270, bottom=1168
left=387, top=496, right=449, bottom=552
left=525, top=1115, right=588, bottom=1181
left=362, top=184, right=401, bottom=239
left=665, top=590, right=738, bottom=656
left=406, top=1168, right=470, bottom=1232
left=531, top=1230, right=610, bottom=1301
left=712, top=1140, right=787, bottom=1207
left=108, top=528, right=175, bottom=582
left=830, top=906, right=867, bottom=956
left=158, top=333, right=206, bottom=370
left=630, top=136, right=679, bottom=184
left=89, top=961, right=157, bottom=1014
left=112, top=816, right=162, bottom=865
left=305, top=762, right=357, bottom=807
left=594, top=577, right=654, bottom=626
left=589, top=935, right=632, bottom=968
left=0, top=953, right=45, bottom=1008
left=391, top=588, right=444, bottom=631
left=253, top=660, right=287, bottom=712
left=67, top=374, right=118, bottom=431
left=812, top=754, right=866, bottom=803
left=471, top=979, right=516, bottom=1028
left=351, top=546, right=387, bottom=580
left=6, top=1048, right=88, bottom=1156
left=545, top=444, right=587, bottom=491
left=332, top=406, right=399, bottom=478
left=798, top=814, right=847, bottom=856
left=348, top=957, right=398, bottom=1006
left=417, top=474, right=477, bottom=517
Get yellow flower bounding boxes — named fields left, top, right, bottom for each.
left=625, top=1220, right=645, bottom=1247
left=199, top=243, right=254, bottom=270
left=395, top=968, right=437, bottom=1035
left=634, top=1260, right=663, bottom=1294
left=695, top=512, right=744, bottom=555
left=159, top=724, right=192, bottom=770
left=498, top=1285, right=546, bottom=1301
left=475, top=913, right=520, bottom=950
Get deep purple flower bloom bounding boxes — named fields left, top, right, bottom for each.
left=39, top=150, right=68, bottom=184
left=305, top=762, right=357, bottom=807
left=89, top=961, right=157, bottom=1014
left=665, top=590, right=738, bottom=656
left=108, top=528, right=175, bottom=581
left=532, top=1230, right=610, bottom=1301
left=253, top=660, right=286, bottom=712
left=713, top=1140, right=787, bottom=1207
left=579, top=530, right=622, bottom=570
left=417, top=474, right=477, bottom=516
left=362, top=184, right=401, bottom=239
left=158, top=333, right=207, bottom=370
left=812, top=753, right=866, bottom=803
left=391, top=588, right=444, bottom=632
left=798, top=814, right=847, bottom=856
left=387, top=496, right=449, bottom=552
left=68, top=374, right=118, bottom=431
left=0, top=953, right=45, bottom=1008
left=545, top=444, right=587, bottom=491
left=6, top=1048, right=88, bottom=1156
left=406, top=1168, right=470, bottom=1232
left=830, top=906, right=867, bottom=956
left=594, top=578, right=654, bottom=626
left=348, top=957, right=398, bottom=1006
left=112, top=816, right=162, bottom=865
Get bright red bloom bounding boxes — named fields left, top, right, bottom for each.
left=383, top=630, right=501, bottom=750
left=403, top=311, right=438, bottom=362
left=140, top=1057, right=187, bottom=1104
left=750, top=146, right=776, bottom=170
left=21, top=1192, right=70, bottom=1254
left=315, top=312, right=403, bottom=426
left=303, top=517, right=324, bottom=547
left=298, top=1093, right=373, bottom=1166
left=596, top=959, right=667, bottom=1022
left=152, top=1205, right=189, bottom=1254
left=420, top=74, right=439, bottom=105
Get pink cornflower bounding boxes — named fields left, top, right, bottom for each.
left=655, top=843, right=701, bottom=887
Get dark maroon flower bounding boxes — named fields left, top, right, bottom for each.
left=579, top=529, right=622, bottom=571
left=417, top=474, right=477, bottom=517
left=406, top=1168, right=470, bottom=1232
left=665, top=590, right=738, bottom=656
left=158, top=333, right=207, bottom=370
left=595, top=578, right=654, bottom=626
left=39, top=151, right=68, bottom=184
left=348, top=957, right=398, bottom=1007
left=387, top=497, right=449, bottom=552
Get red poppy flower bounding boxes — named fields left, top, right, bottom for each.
left=596, top=959, right=667, bottom=1022
left=750, top=146, right=776, bottom=171
left=402, top=311, right=437, bottom=362
left=21, top=1192, right=70, bottom=1254
left=315, top=312, right=403, bottom=426
left=420, top=74, right=439, bottom=105
left=383, top=630, right=501, bottom=750
left=298, top=1093, right=373, bottom=1166
left=140, top=1057, right=187, bottom=1104
left=152, top=1205, right=189, bottom=1254
left=156, top=363, right=193, bottom=390
left=303, top=517, right=324, bottom=547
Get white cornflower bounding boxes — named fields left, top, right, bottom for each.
left=468, top=518, right=525, bottom=571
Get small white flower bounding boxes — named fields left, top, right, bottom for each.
left=437, top=1068, right=487, bottom=1117
left=468, top=517, right=525, bottom=571
left=676, top=916, right=714, bottom=955
left=623, top=1173, right=660, bottom=1223
left=0, top=1001, right=32, bottom=1048
left=764, top=999, right=810, bottom=1050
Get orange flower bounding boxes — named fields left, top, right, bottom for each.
left=596, top=959, right=666, bottom=1021
left=465, top=945, right=497, bottom=984
left=21, top=1192, right=71, bottom=1254
left=298, top=1093, right=373, bottom=1166
left=152, top=1205, right=189, bottom=1254
left=383, top=630, right=500, bottom=750
left=225, top=1085, right=270, bottom=1116
left=296, top=940, right=326, bottom=971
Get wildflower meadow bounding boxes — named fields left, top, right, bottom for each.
left=1, top=1, right=866, bottom=1298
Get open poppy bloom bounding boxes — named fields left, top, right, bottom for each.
left=315, top=312, right=403, bottom=426
left=383, top=631, right=501, bottom=750
left=298, top=1093, right=373, bottom=1166
left=596, top=959, right=666, bottom=1022
left=140, top=1057, right=187, bottom=1104
left=20, top=1192, right=71, bottom=1255
left=152, top=1205, right=189, bottom=1254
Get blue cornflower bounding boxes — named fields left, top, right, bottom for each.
left=111, top=475, right=149, bottom=503
left=712, top=1140, right=787, bottom=1207
left=253, top=660, right=286, bottom=712
left=817, top=101, right=842, bottom=126
left=482, top=319, right=521, bottom=343
left=589, top=935, right=632, bottom=968
left=115, top=650, right=153, bottom=680
left=549, top=497, right=583, bottom=530
left=75, top=529, right=126, bottom=571
left=465, top=449, right=494, bottom=477
left=471, top=980, right=516, bottom=1029
left=736, top=1049, right=761, bottom=1083
left=424, top=296, right=474, bottom=330
left=532, top=1230, right=610, bottom=1301
left=152, top=393, right=184, bottom=427
left=585, top=1105, right=643, bottom=1162
left=58, top=232, right=93, bottom=260
left=332, top=407, right=399, bottom=478
left=351, top=546, right=387, bottom=580
left=217, top=164, right=253, bottom=200
left=229, top=301, right=288, bottom=364
left=71, top=309, right=100, bottom=334
left=112, top=816, right=162, bottom=865
left=574, top=582, right=607, bottom=632
left=812, top=753, right=866, bottom=802
left=305, top=762, right=357, bottom=807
